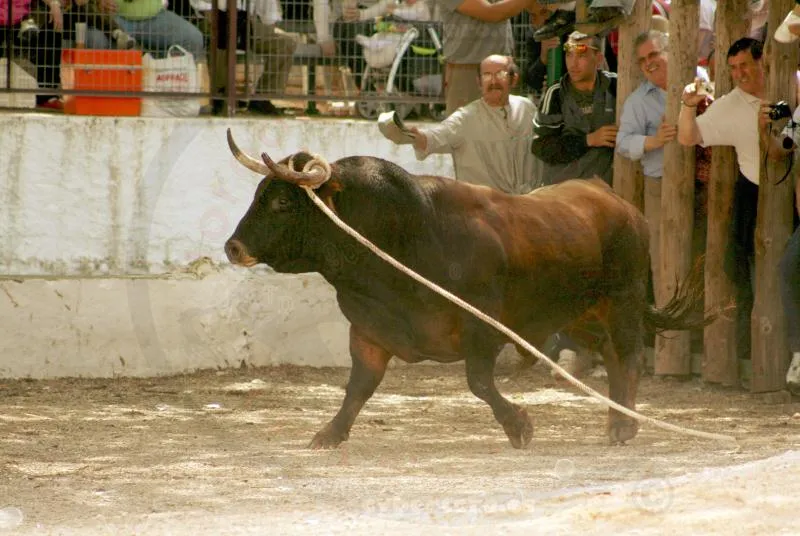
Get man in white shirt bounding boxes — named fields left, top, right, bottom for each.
left=678, top=37, right=765, bottom=362
left=394, top=54, right=540, bottom=194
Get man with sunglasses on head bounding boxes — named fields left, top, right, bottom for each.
left=528, top=30, right=617, bottom=377
left=387, top=54, right=540, bottom=195
left=531, top=30, right=617, bottom=186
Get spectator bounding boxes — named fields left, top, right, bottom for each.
left=434, top=0, right=534, bottom=116
left=616, top=30, right=674, bottom=300
left=0, top=0, right=63, bottom=109
left=324, top=0, right=431, bottom=89
left=531, top=30, right=617, bottom=186
left=530, top=30, right=617, bottom=375
left=698, top=0, right=714, bottom=66
left=617, top=29, right=712, bottom=315
left=782, top=177, right=800, bottom=393
left=107, top=0, right=205, bottom=61
left=757, top=99, right=800, bottom=395
left=383, top=54, right=540, bottom=194
left=210, top=0, right=297, bottom=115
left=678, top=37, right=765, bottom=363
left=524, top=1, right=563, bottom=96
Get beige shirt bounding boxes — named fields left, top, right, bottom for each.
left=696, top=86, right=761, bottom=184
left=415, top=95, right=540, bottom=194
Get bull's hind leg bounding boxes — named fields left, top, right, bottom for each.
left=463, top=328, right=533, bottom=449
left=309, top=326, right=391, bottom=449
left=600, top=292, right=646, bottom=445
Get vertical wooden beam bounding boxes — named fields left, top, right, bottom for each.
left=656, top=0, right=698, bottom=376
left=226, top=0, right=238, bottom=117
left=612, top=0, right=651, bottom=209
left=703, top=0, right=748, bottom=385
left=751, top=0, right=798, bottom=392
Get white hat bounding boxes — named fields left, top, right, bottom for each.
left=377, top=111, right=417, bottom=145
left=774, top=4, right=800, bottom=44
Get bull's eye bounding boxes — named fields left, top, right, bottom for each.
left=269, top=195, right=291, bottom=212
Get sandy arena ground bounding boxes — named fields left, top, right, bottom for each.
left=1, top=361, right=799, bottom=535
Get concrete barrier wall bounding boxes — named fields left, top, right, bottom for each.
left=0, top=115, right=454, bottom=378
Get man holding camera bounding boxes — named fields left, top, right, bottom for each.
left=678, top=37, right=766, bottom=363
left=758, top=82, right=800, bottom=396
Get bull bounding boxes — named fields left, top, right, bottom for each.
left=223, top=129, right=704, bottom=449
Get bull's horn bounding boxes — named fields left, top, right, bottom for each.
left=227, top=128, right=271, bottom=175
left=260, top=152, right=332, bottom=189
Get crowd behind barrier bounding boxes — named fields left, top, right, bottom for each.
left=0, top=0, right=540, bottom=117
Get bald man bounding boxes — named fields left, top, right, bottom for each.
left=396, top=54, right=542, bottom=195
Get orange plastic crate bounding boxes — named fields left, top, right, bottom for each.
left=61, top=49, right=143, bottom=116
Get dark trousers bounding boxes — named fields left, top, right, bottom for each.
left=781, top=225, right=800, bottom=353
left=726, top=173, right=759, bottom=361
left=0, top=11, right=62, bottom=103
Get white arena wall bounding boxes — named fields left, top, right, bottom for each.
left=0, top=114, right=455, bottom=378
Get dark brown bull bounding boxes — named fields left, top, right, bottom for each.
left=224, top=130, right=704, bottom=449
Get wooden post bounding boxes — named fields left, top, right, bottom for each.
left=612, top=0, right=651, bottom=209
left=703, top=0, right=748, bottom=385
left=751, top=0, right=798, bottom=392
left=656, top=0, right=698, bottom=376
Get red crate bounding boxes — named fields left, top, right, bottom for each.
left=61, top=49, right=143, bottom=116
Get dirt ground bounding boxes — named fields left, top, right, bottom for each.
left=1, top=361, right=799, bottom=535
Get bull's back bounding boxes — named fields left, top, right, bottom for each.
left=495, top=180, right=649, bottom=322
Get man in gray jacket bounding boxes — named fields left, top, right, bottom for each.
left=531, top=31, right=617, bottom=185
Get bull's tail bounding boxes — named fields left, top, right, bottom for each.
left=644, top=259, right=715, bottom=334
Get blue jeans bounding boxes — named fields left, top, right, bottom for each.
left=781, top=226, right=800, bottom=353
left=115, top=10, right=205, bottom=61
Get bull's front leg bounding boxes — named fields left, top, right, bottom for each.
left=464, top=337, right=534, bottom=449
left=309, top=325, right=391, bottom=449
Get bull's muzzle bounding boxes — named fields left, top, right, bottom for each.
left=225, top=239, right=257, bottom=267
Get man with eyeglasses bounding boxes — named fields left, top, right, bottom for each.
left=616, top=29, right=712, bottom=326
left=531, top=31, right=617, bottom=186
left=387, top=54, right=540, bottom=195
left=436, top=0, right=537, bottom=116
left=615, top=30, right=675, bottom=299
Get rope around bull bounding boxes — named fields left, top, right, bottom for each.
left=300, top=185, right=738, bottom=446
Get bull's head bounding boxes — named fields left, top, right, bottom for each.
left=224, top=129, right=333, bottom=273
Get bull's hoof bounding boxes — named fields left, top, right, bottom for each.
left=501, top=406, right=534, bottom=449
left=608, top=415, right=640, bottom=445
left=308, top=426, right=349, bottom=449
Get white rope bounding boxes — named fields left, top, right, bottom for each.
left=302, top=186, right=738, bottom=445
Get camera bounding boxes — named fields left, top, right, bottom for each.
left=768, top=101, right=793, bottom=121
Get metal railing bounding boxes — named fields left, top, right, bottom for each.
left=0, top=0, right=533, bottom=117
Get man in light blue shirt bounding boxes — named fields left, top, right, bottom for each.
left=615, top=29, right=676, bottom=298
